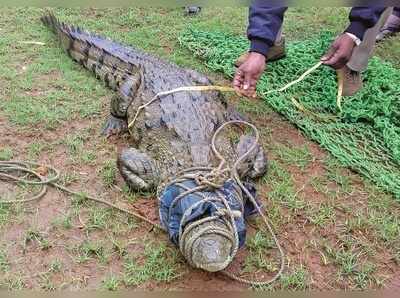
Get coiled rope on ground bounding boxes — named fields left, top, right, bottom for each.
left=0, top=120, right=284, bottom=287
left=0, top=61, right=334, bottom=287
left=0, top=161, right=164, bottom=230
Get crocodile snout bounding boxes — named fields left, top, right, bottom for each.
left=181, top=219, right=235, bottom=272
left=191, top=233, right=233, bottom=272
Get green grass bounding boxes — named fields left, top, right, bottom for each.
left=109, top=237, right=129, bottom=258
left=0, top=205, right=11, bottom=228
left=39, top=273, right=57, bottom=291
left=85, top=207, right=113, bottom=231
left=243, top=232, right=278, bottom=274
left=0, top=249, right=9, bottom=273
left=306, top=202, right=336, bottom=227
left=100, top=160, right=117, bottom=188
left=64, top=133, right=86, bottom=156
left=353, top=263, right=378, bottom=290
left=62, top=130, right=98, bottom=165
left=23, top=228, right=52, bottom=252
left=324, top=157, right=353, bottom=194
left=27, top=141, right=49, bottom=159
left=72, top=240, right=109, bottom=265
left=102, top=275, right=121, bottom=291
left=48, top=259, right=63, bottom=273
left=51, top=212, right=73, bottom=230
left=0, top=275, right=25, bottom=291
left=123, top=242, right=181, bottom=286
left=275, top=144, right=313, bottom=170
left=322, top=242, right=382, bottom=289
left=280, top=266, right=309, bottom=290
left=0, top=147, right=13, bottom=161
left=0, top=7, right=399, bottom=290
left=265, top=161, right=307, bottom=213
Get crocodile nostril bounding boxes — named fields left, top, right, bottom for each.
left=189, top=233, right=233, bottom=272
left=203, top=238, right=219, bottom=261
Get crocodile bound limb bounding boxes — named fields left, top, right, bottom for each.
left=42, top=14, right=268, bottom=272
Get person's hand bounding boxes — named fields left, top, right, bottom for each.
left=233, top=52, right=266, bottom=98
left=321, top=34, right=356, bottom=69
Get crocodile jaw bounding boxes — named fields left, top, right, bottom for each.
left=191, top=234, right=233, bottom=272
left=182, top=220, right=234, bottom=272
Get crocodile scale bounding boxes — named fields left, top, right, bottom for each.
left=42, top=14, right=268, bottom=272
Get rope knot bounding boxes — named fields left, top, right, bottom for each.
left=215, top=208, right=242, bottom=219
left=193, top=169, right=228, bottom=189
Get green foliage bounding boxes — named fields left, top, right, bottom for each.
left=102, top=275, right=120, bottom=291
left=48, top=259, right=63, bottom=273
left=23, top=229, right=52, bottom=251
left=307, top=203, right=336, bottom=227
left=0, top=147, right=13, bottom=161
left=323, top=244, right=380, bottom=289
left=0, top=205, right=11, bottom=228
left=100, top=160, right=117, bottom=188
left=0, top=249, right=9, bottom=272
left=275, top=144, right=313, bottom=170
left=280, top=266, right=309, bottom=290
left=123, top=243, right=180, bottom=286
left=0, top=275, right=25, bottom=290
left=85, top=207, right=113, bottom=231
left=73, top=240, right=109, bottom=264
left=180, top=29, right=400, bottom=200
left=243, top=232, right=278, bottom=274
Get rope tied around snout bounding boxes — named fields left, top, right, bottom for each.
left=158, top=120, right=285, bottom=286
left=1, top=83, right=300, bottom=287
left=188, top=167, right=230, bottom=189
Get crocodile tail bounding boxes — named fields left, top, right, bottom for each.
left=41, top=14, right=60, bottom=33
left=41, top=14, right=91, bottom=64
left=41, top=14, right=136, bottom=91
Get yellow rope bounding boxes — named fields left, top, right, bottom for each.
left=0, top=161, right=164, bottom=230
left=128, top=61, right=341, bottom=131
left=336, top=68, right=344, bottom=112
left=1, top=61, right=341, bottom=287
left=263, top=61, right=323, bottom=95
left=128, top=86, right=235, bottom=129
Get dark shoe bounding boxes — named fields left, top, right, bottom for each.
left=184, top=6, right=201, bottom=16
left=337, top=66, right=363, bottom=96
left=376, top=14, right=400, bottom=42
left=234, top=37, right=286, bottom=67
left=376, top=28, right=400, bottom=42
left=267, top=37, right=286, bottom=62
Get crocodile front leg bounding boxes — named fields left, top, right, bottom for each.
left=102, top=114, right=128, bottom=137
left=117, top=148, right=160, bottom=191
left=102, top=72, right=142, bottom=137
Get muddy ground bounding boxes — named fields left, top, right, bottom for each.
left=0, top=8, right=399, bottom=291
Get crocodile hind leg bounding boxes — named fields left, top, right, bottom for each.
left=236, top=135, right=268, bottom=179
left=117, top=148, right=160, bottom=191
left=102, top=72, right=142, bottom=137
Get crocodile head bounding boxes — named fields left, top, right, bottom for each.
left=181, top=219, right=234, bottom=272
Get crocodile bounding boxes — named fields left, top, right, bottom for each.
left=42, top=14, right=268, bottom=272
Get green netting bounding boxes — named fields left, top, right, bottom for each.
left=179, top=29, right=400, bottom=200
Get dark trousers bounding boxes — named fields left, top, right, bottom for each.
left=394, top=7, right=400, bottom=17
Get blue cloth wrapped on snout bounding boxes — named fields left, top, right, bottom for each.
left=159, top=179, right=260, bottom=248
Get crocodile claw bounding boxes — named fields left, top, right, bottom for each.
left=117, top=148, right=160, bottom=191
left=102, top=115, right=128, bottom=137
